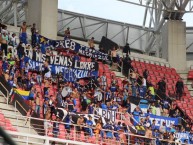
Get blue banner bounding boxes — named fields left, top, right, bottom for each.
left=24, top=57, right=98, bottom=82
left=142, top=114, right=179, bottom=128
left=175, top=132, right=190, bottom=144
left=38, top=35, right=109, bottom=61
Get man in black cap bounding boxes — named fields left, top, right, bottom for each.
left=157, top=77, right=166, bottom=99
left=122, top=54, right=132, bottom=77
left=123, top=43, right=131, bottom=55
left=175, top=78, right=184, bottom=100
left=31, top=23, right=36, bottom=47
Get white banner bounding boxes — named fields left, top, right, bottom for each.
left=94, top=108, right=116, bottom=122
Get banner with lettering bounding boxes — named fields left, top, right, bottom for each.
left=94, top=108, right=116, bottom=122
left=24, top=56, right=98, bottom=82
left=77, top=77, right=98, bottom=92
left=175, top=132, right=190, bottom=144
left=141, top=114, right=180, bottom=128
left=38, top=35, right=109, bottom=61
left=25, top=49, right=98, bottom=71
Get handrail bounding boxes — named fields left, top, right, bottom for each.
left=15, top=100, right=27, bottom=114
left=6, top=131, right=96, bottom=145
left=0, top=82, right=9, bottom=106
left=1, top=112, right=190, bottom=145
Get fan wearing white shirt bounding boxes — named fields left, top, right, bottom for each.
left=94, top=88, right=103, bottom=103
left=100, top=72, right=107, bottom=90
left=10, top=33, right=17, bottom=47
left=24, top=62, right=30, bottom=75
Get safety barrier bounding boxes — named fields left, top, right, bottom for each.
left=0, top=112, right=189, bottom=145
left=0, top=82, right=9, bottom=106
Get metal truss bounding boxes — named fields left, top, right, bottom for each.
left=0, top=0, right=26, bottom=26
left=1, top=0, right=193, bottom=54
left=57, top=9, right=151, bottom=51
left=118, top=0, right=193, bottom=56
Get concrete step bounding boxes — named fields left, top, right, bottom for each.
left=177, top=70, right=188, bottom=74
left=188, top=90, right=193, bottom=96
left=185, top=80, right=192, bottom=85
left=113, top=71, right=125, bottom=78
left=179, top=74, right=188, bottom=80
left=0, top=94, right=43, bottom=145
left=187, top=84, right=193, bottom=90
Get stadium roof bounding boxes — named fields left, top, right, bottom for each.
left=58, top=0, right=193, bottom=27
left=58, top=0, right=193, bottom=52
left=1, top=0, right=193, bottom=52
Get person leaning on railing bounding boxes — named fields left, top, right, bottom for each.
left=94, top=118, right=103, bottom=143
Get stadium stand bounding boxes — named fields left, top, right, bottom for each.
left=0, top=23, right=193, bottom=145
left=188, top=70, right=193, bottom=80
left=0, top=2, right=193, bottom=143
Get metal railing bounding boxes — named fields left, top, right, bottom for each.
left=0, top=82, right=9, bottom=106
left=0, top=112, right=189, bottom=145
left=14, top=100, right=27, bottom=114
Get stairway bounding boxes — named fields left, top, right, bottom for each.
left=0, top=92, right=44, bottom=145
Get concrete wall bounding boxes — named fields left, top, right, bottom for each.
left=187, top=61, right=193, bottom=70
left=187, top=53, right=193, bottom=61
left=161, top=21, right=186, bottom=71
left=27, top=0, right=58, bottom=40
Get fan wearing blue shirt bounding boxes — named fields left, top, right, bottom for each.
left=151, top=120, right=157, bottom=131
left=105, top=89, right=111, bottom=103
left=132, top=82, right=138, bottom=97
left=114, top=122, right=121, bottom=140
left=73, top=55, right=80, bottom=61
left=88, top=103, right=94, bottom=114
left=40, top=41, right=47, bottom=54
left=85, top=115, right=93, bottom=136
left=2, top=59, right=9, bottom=72
left=104, top=121, right=113, bottom=139
left=110, top=84, right=117, bottom=93
left=64, top=114, right=71, bottom=133
left=132, top=106, right=143, bottom=126
left=111, top=101, right=119, bottom=111
left=101, top=102, right=107, bottom=110
left=189, top=130, right=193, bottom=144
left=139, top=86, right=144, bottom=98
left=8, top=76, right=14, bottom=87
left=144, top=115, right=151, bottom=126
left=125, top=99, right=131, bottom=113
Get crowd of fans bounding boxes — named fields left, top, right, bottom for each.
left=0, top=21, right=193, bottom=145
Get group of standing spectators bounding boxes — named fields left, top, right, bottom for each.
left=0, top=21, right=192, bottom=145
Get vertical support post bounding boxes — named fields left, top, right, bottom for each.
left=14, top=101, right=16, bottom=113
left=26, top=136, right=28, bottom=145
left=125, top=27, right=129, bottom=44
left=105, top=22, right=108, bottom=38
left=6, top=94, right=8, bottom=107
left=74, top=125, right=76, bottom=141
left=44, top=137, right=49, bottom=145
left=16, top=113, right=18, bottom=131
left=13, top=1, right=17, bottom=27
left=29, top=117, right=31, bottom=133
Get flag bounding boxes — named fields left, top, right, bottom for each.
left=15, top=89, right=30, bottom=100
left=78, top=77, right=97, bottom=92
